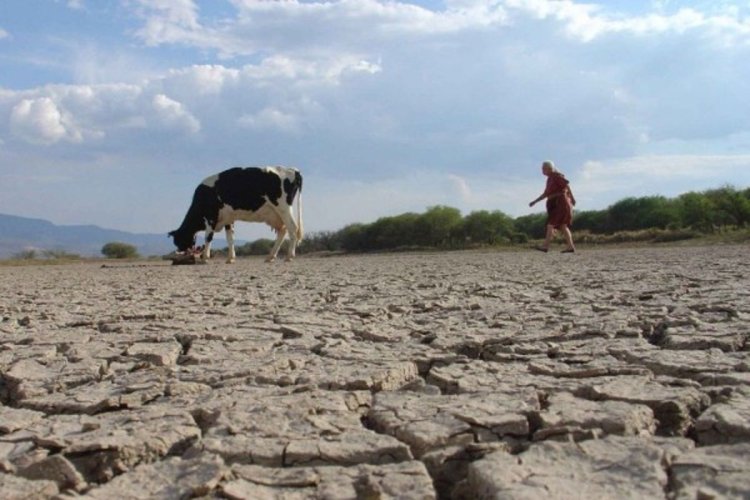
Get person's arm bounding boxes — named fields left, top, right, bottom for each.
left=531, top=175, right=569, bottom=207
left=530, top=190, right=564, bottom=207
left=529, top=193, right=546, bottom=207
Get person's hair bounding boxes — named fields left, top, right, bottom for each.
left=542, top=160, right=558, bottom=173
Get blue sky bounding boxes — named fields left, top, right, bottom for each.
left=1, top=0, right=749, bottom=241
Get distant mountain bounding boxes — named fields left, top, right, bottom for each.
left=0, top=213, right=183, bottom=258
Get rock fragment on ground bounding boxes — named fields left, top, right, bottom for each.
left=223, top=461, right=436, bottom=499
left=464, top=436, right=694, bottom=499
left=669, top=443, right=750, bottom=499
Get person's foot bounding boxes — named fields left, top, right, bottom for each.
left=561, top=248, right=576, bottom=253
left=534, top=246, right=548, bottom=253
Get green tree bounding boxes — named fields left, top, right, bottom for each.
left=677, top=192, right=716, bottom=231
left=298, top=231, right=342, bottom=253
left=461, top=210, right=514, bottom=245
left=574, top=209, right=609, bottom=233
left=101, top=242, right=139, bottom=259
left=367, top=213, right=420, bottom=249
left=605, top=196, right=679, bottom=232
left=607, top=197, right=640, bottom=232
left=339, top=223, right=368, bottom=252
left=703, top=186, right=750, bottom=227
left=414, top=206, right=462, bottom=247
left=514, top=213, right=546, bottom=240
left=637, top=196, right=681, bottom=230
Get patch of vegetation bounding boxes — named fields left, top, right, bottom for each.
left=101, top=242, right=140, bottom=259
left=574, top=228, right=701, bottom=245
left=290, top=185, right=750, bottom=254
left=3, top=184, right=748, bottom=262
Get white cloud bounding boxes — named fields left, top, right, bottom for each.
left=129, top=0, right=510, bottom=57
left=0, top=53, right=379, bottom=151
left=123, top=0, right=750, bottom=59
left=131, top=0, right=209, bottom=48
left=504, top=0, right=750, bottom=44
left=69, top=43, right=163, bottom=85
left=1, top=84, right=149, bottom=146
left=575, top=155, right=750, bottom=208
left=447, top=174, right=473, bottom=201
left=166, top=65, right=240, bottom=95
left=0, top=28, right=9, bottom=39
left=239, top=107, right=300, bottom=133
left=239, top=55, right=381, bottom=86
left=152, top=94, right=201, bottom=133
left=9, top=98, right=82, bottom=145
left=580, top=155, right=750, bottom=187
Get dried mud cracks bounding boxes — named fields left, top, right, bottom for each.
left=1, top=245, right=749, bottom=499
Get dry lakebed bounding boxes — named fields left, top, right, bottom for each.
left=1, top=244, right=749, bottom=499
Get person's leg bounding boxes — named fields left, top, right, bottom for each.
left=561, top=226, right=575, bottom=251
left=543, top=224, right=556, bottom=249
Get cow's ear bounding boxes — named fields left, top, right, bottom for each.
left=168, top=230, right=175, bottom=238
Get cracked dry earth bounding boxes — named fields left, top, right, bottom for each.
left=1, top=244, right=749, bottom=499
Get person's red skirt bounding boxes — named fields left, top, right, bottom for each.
left=546, top=196, right=573, bottom=228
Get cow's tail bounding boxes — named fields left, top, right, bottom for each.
left=295, top=173, right=304, bottom=242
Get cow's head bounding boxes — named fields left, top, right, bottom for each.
left=168, top=229, right=196, bottom=252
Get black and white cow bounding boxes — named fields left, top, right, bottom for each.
left=169, top=166, right=303, bottom=263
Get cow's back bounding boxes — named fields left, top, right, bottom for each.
left=206, top=167, right=284, bottom=212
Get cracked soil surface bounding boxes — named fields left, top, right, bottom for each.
left=1, top=244, right=749, bottom=499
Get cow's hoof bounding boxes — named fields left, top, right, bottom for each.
left=265, top=257, right=276, bottom=263
left=225, top=259, right=235, bottom=264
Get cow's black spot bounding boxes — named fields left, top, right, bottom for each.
left=214, top=167, right=282, bottom=210
left=283, top=170, right=303, bottom=206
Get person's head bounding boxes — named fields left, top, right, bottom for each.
left=541, top=160, right=557, bottom=176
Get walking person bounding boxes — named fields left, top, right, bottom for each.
left=529, top=160, right=576, bottom=253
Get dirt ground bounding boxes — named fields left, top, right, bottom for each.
left=1, top=245, right=749, bottom=498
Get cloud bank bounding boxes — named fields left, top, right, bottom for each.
left=0, top=0, right=749, bottom=238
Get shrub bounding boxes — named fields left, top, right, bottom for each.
left=101, top=242, right=139, bottom=259
left=12, top=249, right=37, bottom=260
left=42, top=249, right=81, bottom=260
left=236, top=239, right=275, bottom=256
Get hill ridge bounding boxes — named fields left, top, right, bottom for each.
left=0, top=213, right=176, bottom=258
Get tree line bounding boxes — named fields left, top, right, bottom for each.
left=234, top=185, right=750, bottom=255
left=8, top=184, right=749, bottom=261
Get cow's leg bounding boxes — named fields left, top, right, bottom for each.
left=225, top=224, right=236, bottom=264
left=266, top=228, right=286, bottom=263
left=280, top=215, right=299, bottom=262
left=202, top=231, right=214, bottom=260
